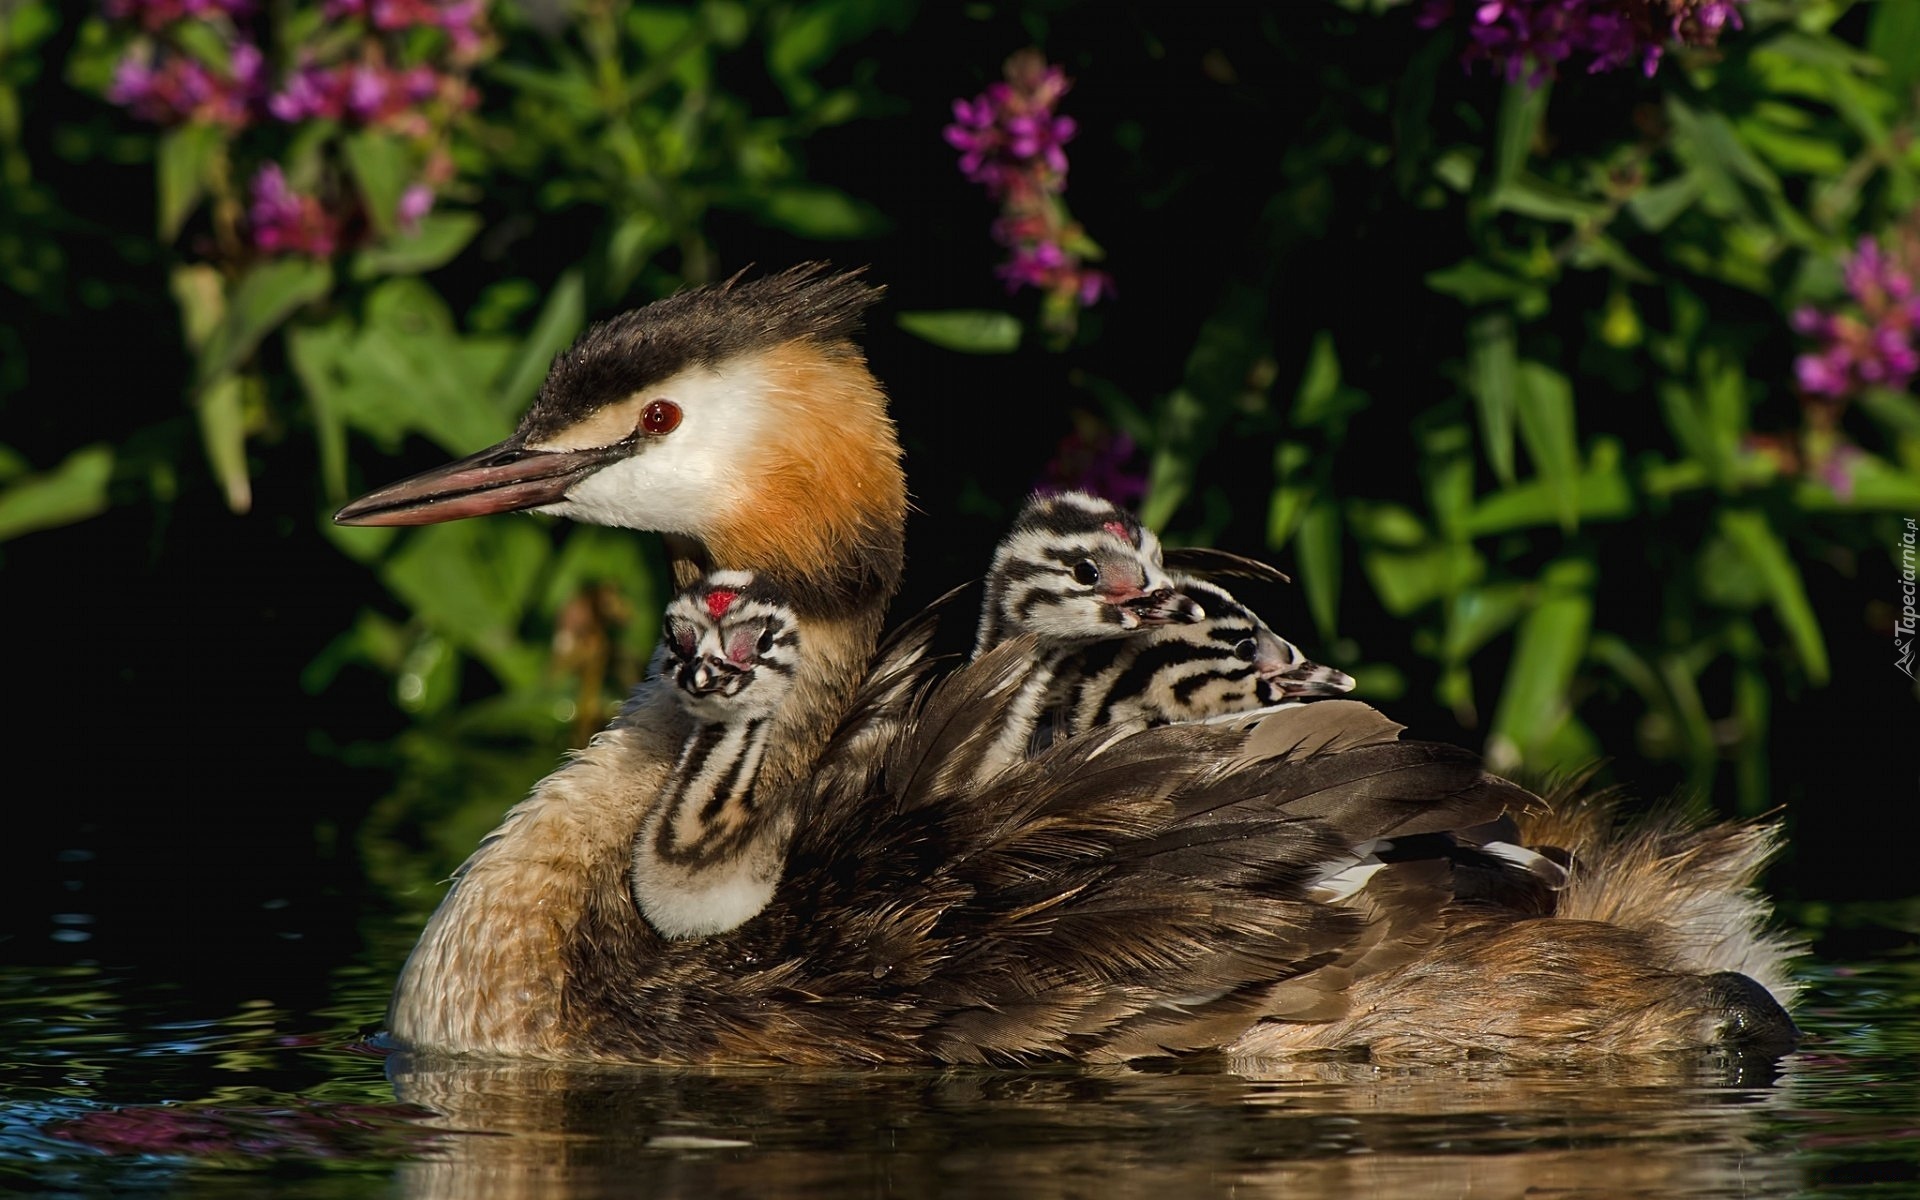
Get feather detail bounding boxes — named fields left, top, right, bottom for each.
left=1160, top=546, right=1293, bottom=585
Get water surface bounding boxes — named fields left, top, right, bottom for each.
left=1, top=935, right=1913, bottom=1198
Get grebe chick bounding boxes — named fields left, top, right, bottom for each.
left=968, top=490, right=1203, bottom=780
left=635, top=571, right=804, bottom=938
left=974, top=489, right=1201, bottom=657
left=1058, top=575, right=1355, bottom=734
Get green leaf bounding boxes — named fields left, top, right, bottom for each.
left=193, top=259, right=333, bottom=390
left=492, top=268, right=585, bottom=414
left=1717, top=508, right=1829, bottom=685
left=1514, top=361, right=1580, bottom=530
left=1737, top=115, right=1850, bottom=176
left=1140, top=387, right=1208, bottom=530
left=1293, top=499, right=1342, bottom=642
left=1467, top=312, right=1518, bottom=485
left=1294, top=332, right=1339, bottom=417
left=351, top=212, right=483, bottom=279
left=543, top=525, right=664, bottom=656
left=895, top=309, right=1021, bottom=354
left=292, top=318, right=354, bottom=502
left=1360, top=542, right=1484, bottom=616
left=1666, top=97, right=1781, bottom=220
left=1869, top=0, right=1920, bottom=101
left=1463, top=444, right=1633, bottom=535
left=1858, top=386, right=1920, bottom=439
left=1489, top=77, right=1551, bottom=198
left=1426, top=259, right=1545, bottom=307
left=289, top=280, right=516, bottom=460
left=197, top=372, right=251, bottom=513
left=1658, top=651, right=1718, bottom=802
left=1490, top=173, right=1607, bottom=224
left=751, top=184, right=887, bottom=239
left=1421, top=419, right=1475, bottom=541
left=1625, top=174, right=1703, bottom=232
left=1726, top=619, right=1772, bottom=818
left=1291, top=332, right=1366, bottom=427
left=1793, top=454, right=1920, bottom=511
left=1347, top=499, right=1429, bottom=549
left=1440, top=582, right=1531, bottom=665
left=603, top=211, right=668, bottom=300
left=0, top=444, right=113, bottom=541
left=342, top=131, right=413, bottom=239
left=381, top=519, right=551, bottom=690
left=156, top=123, right=223, bottom=241
left=767, top=5, right=837, bottom=100
left=1266, top=440, right=1314, bottom=548
left=1486, top=557, right=1593, bottom=773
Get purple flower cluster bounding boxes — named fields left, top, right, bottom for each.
left=1419, top=0, right=1746, bottom=82
left=323, top=0, right=488, bottom=59
left=1036, top=418, right=1147, bottom=508
left=1793, top=232, right=1920, bottom=402
left=101, top=0, right=487, bottom=258
left=108, top=42, right=263, bottom=127
left=248, top=163, right=340, bottom=257
left=945, top=50, right=1111, bottom=325
left=268, top=61, right=460, bottom=133
left=103, top=0, right=252, bottom=32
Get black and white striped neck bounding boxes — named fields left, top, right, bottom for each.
left=632, top=707, right=787, bottom=939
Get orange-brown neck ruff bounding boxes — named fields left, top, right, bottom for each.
left=699, top=340, right=906, bottom=622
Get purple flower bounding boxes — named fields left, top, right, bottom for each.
left=106, top=42, right=263, bottom=127
left=943, top=59, right=1078, bottom=198
left=1036, top=420, right=1148, bottom=508
left=1793, top=225, right=1920, bottom=403
left=1814, top=443, right=1863, bottom=500
left=400, top=65, right=441, bottom=103
left=397, top=182, right=434, bottom=230
left=105, top=0, right=253, bottom=32
left=948, top=50, right=1110, bottom=323
left=1794, top=348, right=1851, bottom=399
left=249, top=163, right=340, bottom=257
left=268, top=64, right=334, bottom=121
left=1420, top=0, right=1746, bottom=83
left=345, top=64, right=390, bottom=119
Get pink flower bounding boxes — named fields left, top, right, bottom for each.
left=948, top=50, right=1110, bottom=321
left=106, top=42, right=263, bottom=128
left=249, top=163, right=341, bottom=257
left=397, top=183, right=434, bottom=230
left=1793, top=223, right=1920, bottom=402
left=1420, top=0, right=1746, bottom=83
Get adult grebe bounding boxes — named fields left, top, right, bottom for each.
left=337, top=265, right=1798, bottom=1064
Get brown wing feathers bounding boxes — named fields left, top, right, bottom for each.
left=572, top=607, right=1553, bottom=1065
left=783, top=660, right=1540, bottom=1063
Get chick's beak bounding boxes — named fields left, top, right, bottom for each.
left=333, top=433, right=634, bottom=527
left=681, top=658, right=743, bottom=696
left=1118, top=587, right=1204, bottom=628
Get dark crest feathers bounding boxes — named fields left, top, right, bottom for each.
left=520, top=264, right=884, bottom=444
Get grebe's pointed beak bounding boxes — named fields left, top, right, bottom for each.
left=334, top=433, right=636, bottom=527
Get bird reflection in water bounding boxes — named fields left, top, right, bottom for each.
left=387, top=1051, right=1802, bottom=1200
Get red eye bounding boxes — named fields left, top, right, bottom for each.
left=641, top=399, right=682, bottom=436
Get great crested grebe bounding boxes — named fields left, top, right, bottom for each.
left=337, top=265, right=1799, bottom=1064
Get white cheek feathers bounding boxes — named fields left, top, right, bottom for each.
left=528, top=356, right=777, bottom=535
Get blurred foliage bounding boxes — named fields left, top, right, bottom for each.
left=1, top=0, right=1914, bottom=906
